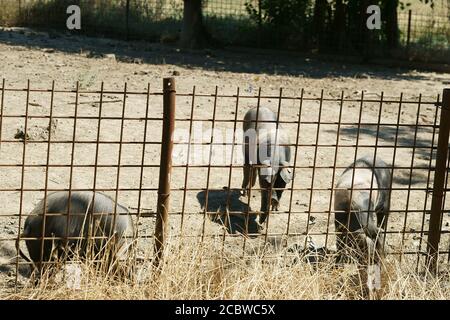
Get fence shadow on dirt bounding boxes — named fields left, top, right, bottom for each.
left=334, top=124, right=437, bottom=186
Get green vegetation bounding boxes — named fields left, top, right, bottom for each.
left=0, top=0, right=448, bottom=61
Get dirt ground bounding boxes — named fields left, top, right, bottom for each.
left=1, top=27, right=450, bottom=292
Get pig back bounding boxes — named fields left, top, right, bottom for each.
left=26, top=191, right=131, bottom=240
left=243, top=107, right=278, bottom=133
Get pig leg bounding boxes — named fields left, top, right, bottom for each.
left=241, top=163, right=258, bottom=197
left=26, top=237, right=53, bottom=271
left=241, top=164, right=251, bottom=196
left=376, top=209, right=389, bottom=252
left=251, top=167, right=258, bottom=188
left=334, top=219, right=349, bottom=264
left=258, top=175, right=271, bottom=225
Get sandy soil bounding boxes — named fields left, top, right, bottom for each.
left=1, top=27, right=450, bottom=291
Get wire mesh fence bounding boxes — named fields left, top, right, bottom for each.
left=0, top=78, right=450, bottom=289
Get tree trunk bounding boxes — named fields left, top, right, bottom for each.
left=448, top=0, right=450, bottom=20
left=384, top=0, right=399, bottom=49
left=334, top=0, right=346, bottom=50
left=312, top=0, right=328, bottom=49
left=180, top=0, right=208, bottom=49
left=360, top=0, right=370, bottom=55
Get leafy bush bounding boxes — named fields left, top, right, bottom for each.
left=9, top=0, right=181, bottom=40
left=245, top=0, right=314, bottom=45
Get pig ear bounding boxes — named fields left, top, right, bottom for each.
left=280, top=163, right=293, bottom=184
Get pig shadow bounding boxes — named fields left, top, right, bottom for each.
left=196, top=189, right=260, bottom=235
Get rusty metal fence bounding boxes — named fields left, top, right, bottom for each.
left=0, top=78, right=449, bottom=288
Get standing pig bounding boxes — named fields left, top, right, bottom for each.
left=334, top=155, right=391, bottom=264
left=242, top=106, right=293, bottom=226
left=22, top=191, right=133, bottom=271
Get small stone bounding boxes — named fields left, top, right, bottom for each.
left=172, top=70, right=180, bottom=76
left=103, top=53, right=116, bottom=61
left=42, top=48, right=55, bottom=53
left=134, top=70, right=149, bottom=76
left=14, top=127, right=30, bottom=141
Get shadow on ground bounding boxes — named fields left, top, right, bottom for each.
left=331, top=124, right=437, bottom=185
left=0, top=27, right=444, bottom=80
left=196, top=189, right=260, bottom=235
left=0, top=242, right=31, bottom=278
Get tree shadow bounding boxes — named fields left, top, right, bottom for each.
left=339, top=125, right=435, bottom=148
left=196, top=189, right=260, bottom=235
left=332, top=124, right=436, bottom=186
left=0, top=27, right=446, bottom=79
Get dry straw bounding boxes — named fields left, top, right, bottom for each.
left=3, top=235, right=450, bottom=300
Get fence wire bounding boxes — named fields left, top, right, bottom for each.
left=0, top=79, right=449, bottom=289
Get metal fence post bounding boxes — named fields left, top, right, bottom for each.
left=154, top=78, right=176, bottom=269
left=426, top=88, right=450, bottom=274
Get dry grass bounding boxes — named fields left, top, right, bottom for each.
left=2, top=236, right=450, bottom=300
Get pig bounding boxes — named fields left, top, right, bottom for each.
left=22, top=191, right=133, bottom=271
left=334, top=155, right=391, bottom=264
left=241, top=106, right=293, bottom=226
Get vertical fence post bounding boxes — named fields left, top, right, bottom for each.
left=406, top=10, right=412, bottom=51
left=426, top=89, right=450, bottom=274
left=154, top=78, right=176, bottom=269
